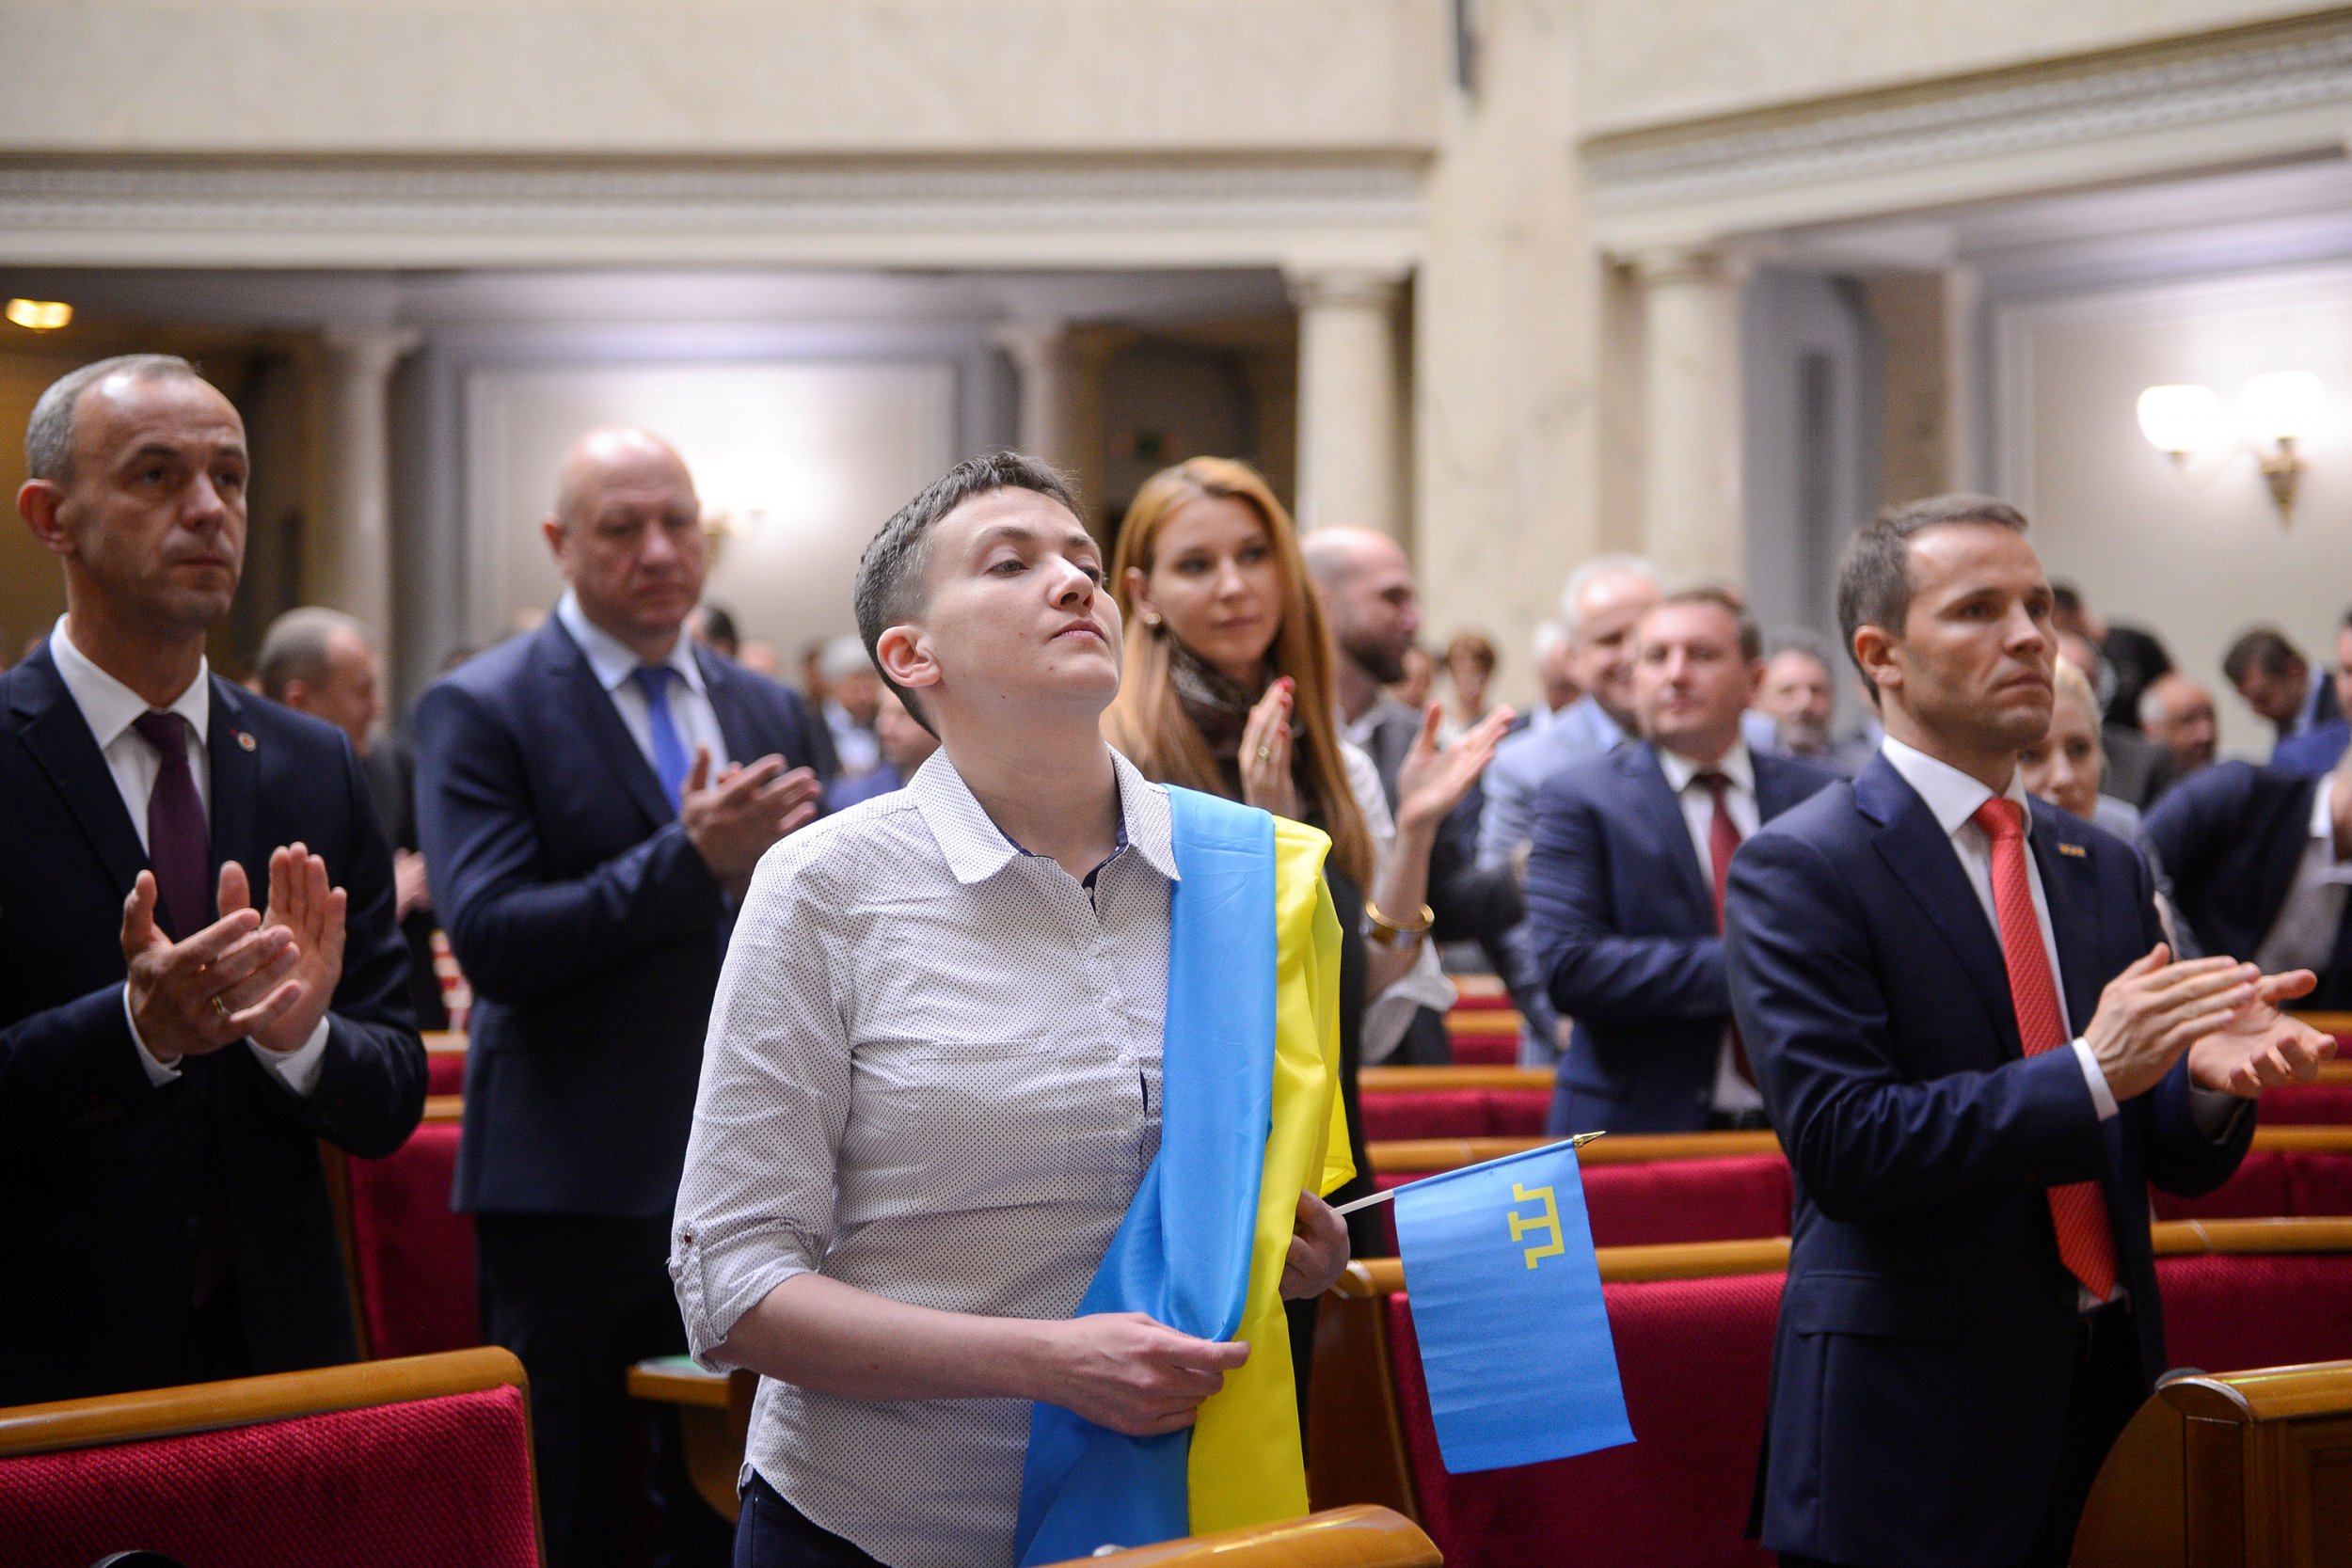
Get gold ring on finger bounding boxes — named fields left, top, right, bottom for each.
left=210, top=994, right=230, bottom=1020
left=1256, top=745, right=1273, bottom=764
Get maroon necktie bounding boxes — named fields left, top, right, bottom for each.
left=1969, top=797, right=2118, bottom=1301
left=132, top=710, right=212, bottom=942
left=1696, top=771, right=1756, bottom=1086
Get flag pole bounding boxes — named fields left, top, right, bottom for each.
left=1331, top=1132, right=1607, bottom=1217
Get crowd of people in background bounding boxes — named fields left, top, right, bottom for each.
left=6, top=350, right=2346, bottom=1568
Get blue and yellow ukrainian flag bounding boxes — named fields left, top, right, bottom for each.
left=1012, top=787, right=1349, bottom=1565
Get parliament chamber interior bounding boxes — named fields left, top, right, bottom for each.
left=7, top=4, right=2352, bottom=1567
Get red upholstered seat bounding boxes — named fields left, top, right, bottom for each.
left=2159, top=1251, right=2352, bottom=1373
left=346, top=1121, right=479, bottom=1358
left=1359, top=1088, right=1552, bottom=1141
left=2253, top=1082, right=2352, bottom=1124
left=1446, top=1036, right=1518, bottom=1066
left=2150, top=1148, right=2296, bottom=1220
left=2149, top=1149, right=2352, bottom=1221
left=427, top=1050, right=468, bottom=1097
left=1387, top=1274, right=1781, bottom=1568
left=1580, top=1155, right=1792, bottom=1248
left=0, top=1382, right=538, bottom=1568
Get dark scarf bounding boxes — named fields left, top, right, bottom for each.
left=1165, top=638, right=1314, bottom=809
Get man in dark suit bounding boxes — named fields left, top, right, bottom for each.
left=1, top=354, right=424, bottom=1406
left=1726, top=494, right=2330, bottom=1568
left=415, top=426, right=826, bottom=1568
left=2270, top=610, right=2352, bottom=777
left=258, top=606, right=447, bottom=1030
left=2143, top=751, right=2352, bottom=1007
left=1527, top=589, right=1836, bottom=1134
left=1305, top=527, right=1523, bottom=1066
left=2226, top=625, right=2342, bottom=757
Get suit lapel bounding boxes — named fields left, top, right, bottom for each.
left=206, top=679, right=260, bottom=907
left=698, top=648, right=764, bottom=768
left=1626, top=745, right=1716, bottom=923
left=1754, top=754, right=1815, bottom=823
left=2250, top=778, right=2321, bottom=940
left=2026, top=803, right=2103, bottom=1038
left=9, top=648, right=149, bottom=899
left=1856, top=756, right=2022, bottom=1054
left=542, top=620, right=675, bottom=830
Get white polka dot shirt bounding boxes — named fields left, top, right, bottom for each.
left=670, top=746, right=1177, bottom=1568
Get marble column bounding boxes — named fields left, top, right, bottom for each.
left=1288, top=267, right=1405, bottom=537
left=992, top=318, right=1078, bottom=472
left=315, top=325, right=420, bottom=662
left=1634, top=246, right=1747, bottom=587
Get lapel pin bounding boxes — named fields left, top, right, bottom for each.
left=236, top=731, right=256, bottom=752
left=2057, top=842, right=2087, bottom=858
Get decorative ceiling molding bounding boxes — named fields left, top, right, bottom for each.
left=0, top=153, right=1429, bottom=270
left=1582, top=12, right=2352, bottom=247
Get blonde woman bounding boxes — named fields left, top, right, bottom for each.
left=1103, top=458, right=1509, bottom=1247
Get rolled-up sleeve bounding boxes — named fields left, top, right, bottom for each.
left=670, top=841, right=854, bottom=1370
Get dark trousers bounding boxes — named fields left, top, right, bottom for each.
left=1780, top=1304, right=2146, bottom=1568
left=476, top=1212, right=730, bottom=1568
left=735, top=1475, right=887, bottom=1568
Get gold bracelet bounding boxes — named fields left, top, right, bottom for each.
left=1363, top=898, right=1435, bottom=951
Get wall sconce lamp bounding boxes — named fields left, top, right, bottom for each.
left=2137, top=372, right=2325, bottom=525
left=5, top=298, right=72, bottom=331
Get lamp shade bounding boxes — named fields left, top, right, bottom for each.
left=2137, top=384, right=2221, bottom=454
left=2240, top=371, right=2325, bottom=443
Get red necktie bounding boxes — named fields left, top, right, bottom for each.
left=1969, top=797, right=2118, bottom=1302
left=1696, top=772, right=1756, bottom=1086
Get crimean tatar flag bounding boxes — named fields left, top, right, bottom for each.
left=1391, top=1139, right=1633, bottom=1473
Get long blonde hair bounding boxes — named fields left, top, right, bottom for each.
left=1103, top=457, right=1375, bottom=891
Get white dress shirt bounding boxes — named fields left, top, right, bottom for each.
left=48, top=618, right=329, bottom=1095
left=555, top=591, right=729, bottom=783
left=672, top=748, right=1177, bottom=1568
left=1878, top=736, right=2119, bottom=1123
left=1341, top=739, right=1459, bottom=1064
left=2253, top=777, right=2352, bottom=975
left=1656, top=741, right=1766, bottom=1114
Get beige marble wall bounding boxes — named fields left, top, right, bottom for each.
left=0, top=0, right=1447, bottom=152
left=1412, top=0, right=1605, bottom=708
left=1577, top=0, right=2337, bottom=133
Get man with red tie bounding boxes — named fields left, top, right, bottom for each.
left=1524, top=589, right=1836, bottom=1133
left=1725, top=494, right=2333, bottom=1568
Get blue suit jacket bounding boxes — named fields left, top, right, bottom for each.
left=415, top=617, right=827, bottom=1218
left=2141, top=760, right=2352, bottom=1006
left=2272, top=716, right=2348, bottom=777
left=1527, top=742, right=1836, bottom=1132
left=0, top=645, right=425, bottom=1403
left=1725, top=755, right=2251, bottom=1567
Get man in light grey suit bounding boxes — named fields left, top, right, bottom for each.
left=1478, top=556, right=1660, bottom=865
left=1477, top=555, right=1659, bottom=1063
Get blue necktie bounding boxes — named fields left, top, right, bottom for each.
left=630, top=665, right=691, bottom=813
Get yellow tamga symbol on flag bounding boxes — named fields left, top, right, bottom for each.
left=1508, top=1182, right=1565, bottom=1269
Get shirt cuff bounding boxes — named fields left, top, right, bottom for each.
left=250, top=1016, right=333, bottom=1099
left=122, top=984, right=182, bottom=1086
left=2071, top=1037, right=2120, bottom=1121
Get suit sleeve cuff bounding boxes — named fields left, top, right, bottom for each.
left=2188, top=1085, right=2252, bottom=1140
left=2072, top=1037, right=2120, bottom=1120
left=250, top=1016, right=333, bottom=1099
left=123, top=984, right=182, bottom=1085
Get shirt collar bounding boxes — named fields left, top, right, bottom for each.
left=1881, top=734, right=2034, bottom=840
left=909, top=745, right=1179, bottom=887
left=555, top=591, right=706, bottom=698
left=48, top=615, right=210, bottom=752
left=1657, top=738, right=1755, bottom=796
